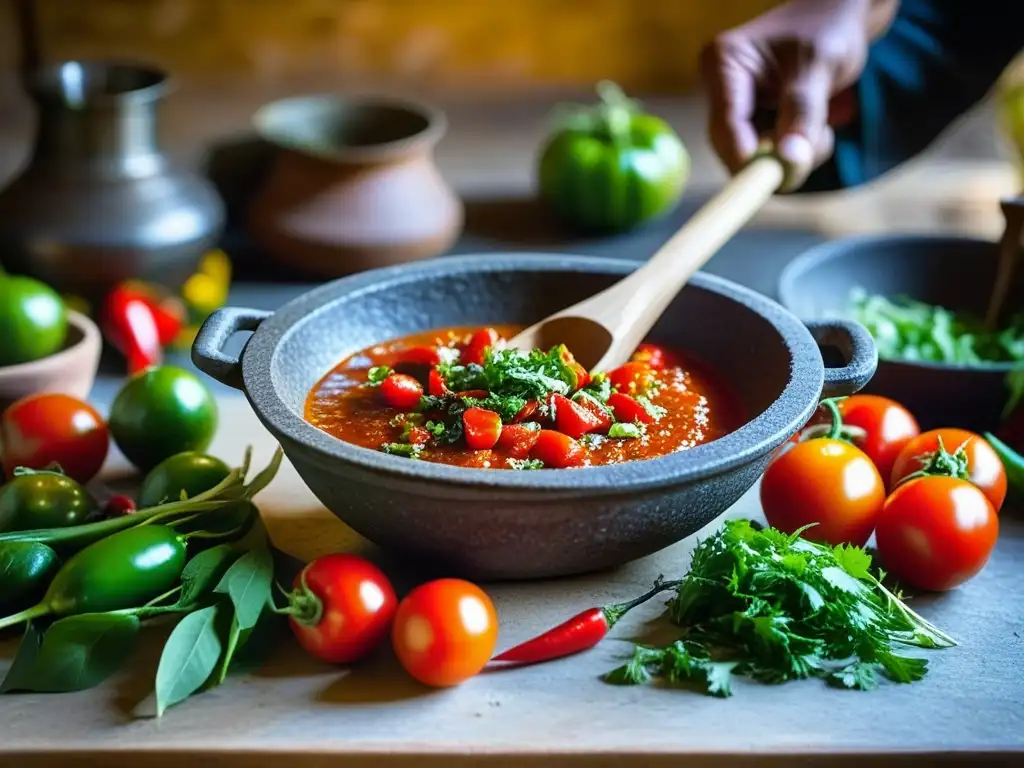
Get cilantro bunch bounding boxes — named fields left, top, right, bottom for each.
left=605, top=520, right=956, bottom=697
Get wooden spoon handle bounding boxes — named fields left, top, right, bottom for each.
left=584, top=153, right=785, bottom=368
left=985, top=196, right=1024, bottom=330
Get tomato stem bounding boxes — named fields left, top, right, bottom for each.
left=271, top=567, right=323, bottom=626
left=819, top=397, right=846, bottom=441
left=595, top=80, right=635, bottom=149
left=895, top=436, right=971, bottom=488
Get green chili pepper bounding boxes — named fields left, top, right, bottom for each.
left=0, top=524, right=188, bottom=631
left=984, top=432, right=1024, bottom=497
left=0, top=541, right=60, bottom=613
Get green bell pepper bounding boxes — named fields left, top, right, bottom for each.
left=538, top=81, right=690, bottom=233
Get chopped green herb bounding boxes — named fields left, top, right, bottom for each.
left=437, top=346, right=577, bottom=404
left=379, top=442, right=424, bottom=459
left=573, top=389, right=614, bottom=417
left=604, top=519, right=955, bottom=697
left=367, top=366, right=392, bottom=385
left=424, top=420, right=447, bottom=438
left=608, top=422, right=645, bottom=439
left=437, top=346, right=461, bottom=365
left=581, top=372, right=612, bottom=403
left=579, top=433, right=605, bottom=449
left=849, top=288, right=1024, bottom=366
left=508, top=458, right=544, bottom=470
left=389, top=412, right=422, bottom=429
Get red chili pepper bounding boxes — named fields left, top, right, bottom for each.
left=101, top=285, right=163, bottom=374
left=491, top=577, right=678, bottom=666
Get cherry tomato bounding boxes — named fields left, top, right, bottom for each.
left=0, top=393, right=109, bottom=483
left=496, top=423, right=541, bottom=458
left=464, top=328, right=500, bottom=366
left=552, top=394, right=604, bottom=439
left=632, top=343, right=682, bottom=370
left=380, top=374, right=424, bottom=410
left=511, top=400, right=540, bottom=423
left=397, top=345, right=441, bottom=367
left=463, top=408, right=502, bottom=450
left=427, top=369, right=449, bottom=397
left=288, top=554, right=398, bottom=665
left=607, top=392, right=655, bottom=425
left=890, top=429, right=1007, bottom=512
left=392, top=578, right=498, bottom=687
left=607, top=361, right=656, bottom=395
left=530, top=429, right=585, bottom=468
left=574, top=396, right=613, bottom=433
left=760, top=437, right=886, bottom=547
left=837, top=395, right=920, bottom=486
left=875, top=476, right=998, bottom=591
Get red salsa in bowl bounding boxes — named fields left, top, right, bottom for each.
left=305, top=325, right=743, bottom=470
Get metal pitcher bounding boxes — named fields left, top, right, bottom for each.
left=0, top=60, right=224, bottom=302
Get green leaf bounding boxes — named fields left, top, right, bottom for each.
left=703, top=661, right=738, bottom=698
left=155, top=604, right=223, bottom=717
left=367, top=366, right=392, bottom=385
left=820, top=566, right=867, bottom=596
left=214, top=547, right=274, bottom=630
left=832, top=544, right=873, bottom=580
left=828, top=661, right=879, bottom=691
left=0, top=621, right=43, bottom=693
left=214, top=613, right=242, bottom=685
left=2, top=614, right=139, bottom=692
left=179, top=544, right=243, bottom=607
left=229, top=601, right=284, bottom=675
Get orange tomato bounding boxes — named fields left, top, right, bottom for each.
left=392, top=579, right=498, bottom=688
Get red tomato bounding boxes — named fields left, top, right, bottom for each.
left=457, top=389, right=490, bottom=400
left=607, top=361, right=656, bottom=396
left=574, top=396, right=613, bottom=434
left=496, top=423, right=541, bottom=458
left=552, top=394, right=604, bottom=439
left=530, top=429, right=585, bottom=468
left=890, top=429, right=1007, bottom=512
left=463, top=408, right=502, bottom=450
left=511, top=400, right=539, bottom=423
left=760, top=437, right=886, bottom=546
left=392, top=578, right=498, bottom=687
left=607, top=392, right=654, bottom=425
left=630, top=343, right=680, bottom=370
left=380, top=374, right=424, bottom=410
left=875, top=476, right=998, bottom=591
left=427, top=369, right=449, bottom=397
left=837, top=395, right=920, bottom=486
left=464, top=328, right=500, bottom=366
left=397, top=345, right=441, bottom=367
left=288, top=554, right=399, bottom=664
left=0, top=393, right=109, bottom=483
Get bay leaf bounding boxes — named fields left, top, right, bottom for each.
left=214, top=546, right=273, bottom=630
left=179, top=544, right=242, bottom=607
left=155, top=604, right=223, bottom=717
left=0, top=621, right=43, bottom=693
left=2, top=614, right=139, bottom=693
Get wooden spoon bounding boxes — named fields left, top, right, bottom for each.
left=508, top=154, right=785, bottom=371
left=985, top=196, right=1024, bottom=330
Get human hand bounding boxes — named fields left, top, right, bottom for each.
left=701, top=0, right=897, bottom=190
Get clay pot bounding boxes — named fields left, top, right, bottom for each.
left=248, top=95, right=463, bottom=276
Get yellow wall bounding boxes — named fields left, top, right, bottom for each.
left=5, top=0, right=783, bottom=92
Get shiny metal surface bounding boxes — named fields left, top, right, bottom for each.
left=0, top=61, right=224, bottom=301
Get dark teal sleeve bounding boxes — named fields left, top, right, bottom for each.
left=801, top=0, right=1024, bottom=193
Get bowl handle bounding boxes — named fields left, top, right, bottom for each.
left=804, top=319, right=878, bottom=398
left=191, top=307, right=272, bottom=390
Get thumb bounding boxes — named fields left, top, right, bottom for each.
left=775, top=62, right=834, bottom=191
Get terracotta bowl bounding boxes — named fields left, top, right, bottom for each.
left=0, top=311, right=102, bottom=410
left=248, top=94, right=463, bottom=277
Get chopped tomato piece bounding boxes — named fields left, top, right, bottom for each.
left=496, top=423, right=541, bottom=458
left=512, top=400, right=540, bottom=423
left=575, top=396, right=613, bottom=434
left=464, top=328, right=500, bottom=366
left=608, top=361, right=656, bottom=396
left=530, top=430, right=585, bottom=468
left=380, top=374, right=424, bottom=410
left=630, top=343, right=678, bottom=370
left=552, top=394, right=604, bottom=439
left=608, top=392, right=654, bottom=424
left=407, top=426, right=431, bottom=445
left=457, top=389, right=490, bottom=400
left=428, top=369, right=449, bottom=397
left=566, top=361, right=590, bottom=391
left=463, top=408, right=503, bottom=450
left=397, top=345, right=441, bottom=367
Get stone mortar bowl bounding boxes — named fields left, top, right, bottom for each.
left=192, top=254, right=877, bottom=580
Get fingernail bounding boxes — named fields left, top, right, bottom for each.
left=777, top=134, right=814, bottom=169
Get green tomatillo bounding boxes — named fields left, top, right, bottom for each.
left=0, top=274, right=68, bottom=366
left=537, top=81, right=689, bottom=233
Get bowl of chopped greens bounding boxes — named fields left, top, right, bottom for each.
left=779, top=234, right=1024, bottom=430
